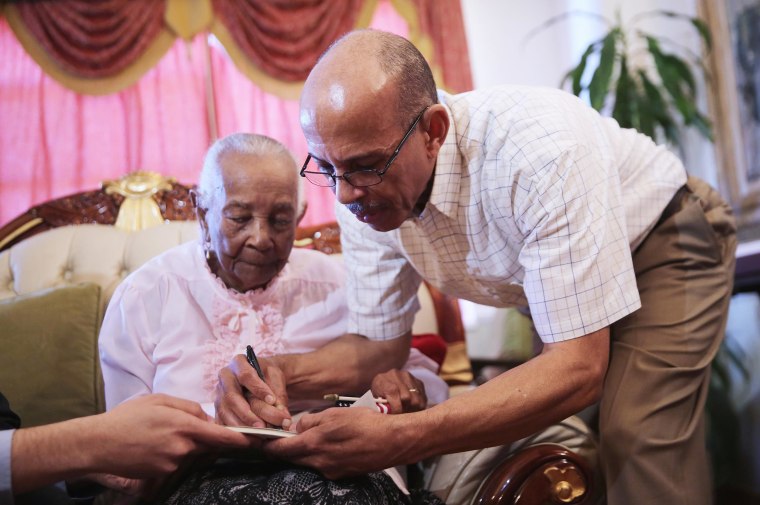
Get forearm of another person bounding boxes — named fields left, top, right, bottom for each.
left=277, top=332, right=412, bottom=400
left=10, top=394, right=251, bottom=495
left=400, top=327, right=609, bottom=459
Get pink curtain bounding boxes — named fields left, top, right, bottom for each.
left=0, top=1, right=456, bottom=227
left=0, top=20, right=212, bottom=223
left=212, top=0, right=366, bottom=82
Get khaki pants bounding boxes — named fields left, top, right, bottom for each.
left=600, top=176, right=737, bottom=504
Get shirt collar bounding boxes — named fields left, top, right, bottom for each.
left=424, top=102, right=461, bottom=218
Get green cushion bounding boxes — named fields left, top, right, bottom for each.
left=0, top=283, right=104, bottom=427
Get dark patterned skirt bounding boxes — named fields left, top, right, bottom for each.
left=160, top=461, right=445, bottom=505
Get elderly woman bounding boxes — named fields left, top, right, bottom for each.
left=98, top=133, right=446, bottom=504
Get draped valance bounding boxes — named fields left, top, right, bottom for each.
left=1, top=0, right=472, bottom=98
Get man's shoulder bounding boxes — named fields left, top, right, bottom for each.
left=441, top=85, right=587, bottom=123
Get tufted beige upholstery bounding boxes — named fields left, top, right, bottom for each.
left=0, top=222, right=199, bottom=306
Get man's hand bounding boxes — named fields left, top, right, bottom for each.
left=11, top=394, right=255, bottom=495
left=371, top=369, right=426, bottom=413
left=90, top=394, right=253, bottom=477
left=214, top=354, right=292, bottom=429
left=266, top=408, right=414, bottom=479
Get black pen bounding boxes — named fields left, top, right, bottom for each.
left=245, top=345, right=287, bottom=429
left=246, top=345, right=265, bottom=382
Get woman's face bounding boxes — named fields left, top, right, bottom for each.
left=201, top=151, right=299, bottom=292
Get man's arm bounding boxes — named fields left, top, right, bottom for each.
left=214, top=332, right=411, bottom=427
left=404, top=327, right=608, bottom=456
left=268, top=327, right=609, bottom=479
left=277, top=332, right=411, bottom=398
left=10, top=394, right=252, bottom=495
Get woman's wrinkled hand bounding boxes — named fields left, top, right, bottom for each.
left=214, top=354, right=292, bottom=429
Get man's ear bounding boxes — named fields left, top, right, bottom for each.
left=296, top=200, right=309, bottom=225
left=423, top=105, right=450, bottom=160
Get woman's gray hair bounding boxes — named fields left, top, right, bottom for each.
left=196, top=133, right=304, bottom=212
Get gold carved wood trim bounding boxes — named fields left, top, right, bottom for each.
left=0, top=172, right=197, bottom=252
left=474, top=443, right=593, bottom=505
left=104, top=171, right=175, bottom=231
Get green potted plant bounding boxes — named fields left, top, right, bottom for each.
left=528, top=9, right=713, bottom=149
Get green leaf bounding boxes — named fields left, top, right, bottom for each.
left=567, top=40, right=601, bottom=96
left=523, top=10, right=613, bottom=47
left=556, top=10, right=715, bottom=148
left=707, top=378, right=742, bottom=487
left=648, top=10, right=712, bottom=50
left=588, top=29, right=619, bottom=110
left=647, top=36, right=697, bottom=120
left=636, top=95, right=656, bottom=140
left=638, top=71, right=668, bottom=112
left=639, top=70, right=679, bottom=144
left=663, top=121, right=680, bottom=145
left=645, top=36, right=695, bottom=97
left=664, top=53, right=697, bottom=96
left=676, top=91, right=696, bottom=120
left=718, top=338, right=750, bottom=382
left=612, top=55, right=636, bottom=129
left=691, top=112, right=714, bottom=141
left=560, top=68, right=575, bottom=88
left=691, top=18, right=712, bottom=50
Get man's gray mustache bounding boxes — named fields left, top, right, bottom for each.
left=346, top=202, right=380, bottom=215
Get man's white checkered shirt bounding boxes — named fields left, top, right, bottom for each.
left=337, top=86, right=687, bottom=343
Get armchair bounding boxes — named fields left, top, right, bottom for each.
left=0, top=172, right=597, bottom=505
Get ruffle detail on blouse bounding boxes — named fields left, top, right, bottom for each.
left=201, top=258, right=287, bottom=397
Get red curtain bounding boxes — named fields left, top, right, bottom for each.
left=7, top=0, right=472, bottom=92
left=16, top=0, right=166, bottom=78
left=413, top=0, right=473, bottom=93
left=212, top=0, right=365, bottom=82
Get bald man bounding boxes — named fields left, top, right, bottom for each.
left=216, top=30, right=736, bottom=505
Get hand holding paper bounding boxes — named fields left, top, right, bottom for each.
left=265, top=403, right=411, bottom=486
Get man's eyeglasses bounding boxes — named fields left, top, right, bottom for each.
left=300, top=105, right=431, bottom=188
